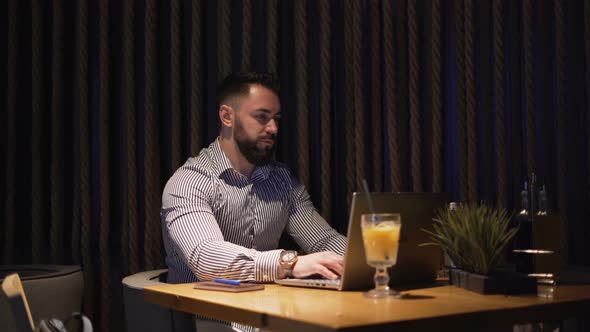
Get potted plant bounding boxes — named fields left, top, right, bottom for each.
left=422, top=202, right=537, bottom=294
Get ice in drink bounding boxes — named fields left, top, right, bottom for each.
left=361, top=219, right=401, bottom=267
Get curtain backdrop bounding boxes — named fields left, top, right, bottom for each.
left=2, top=0, right=590, bottom=331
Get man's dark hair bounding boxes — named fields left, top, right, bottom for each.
left=216, top=72, right=280, bottom=107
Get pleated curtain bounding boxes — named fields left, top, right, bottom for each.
left=2, top=1, right=590, bottom=331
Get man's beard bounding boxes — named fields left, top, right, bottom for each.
left=234, top=119, right=276, bottom=165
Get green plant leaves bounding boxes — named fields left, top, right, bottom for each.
left=421, top=203, right=518, bottom=275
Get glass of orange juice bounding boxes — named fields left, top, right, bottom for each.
left=361, top=213, right=402, bottom=298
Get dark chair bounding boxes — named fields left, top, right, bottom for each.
left=122, top=269, right=196, bottom=332
left=0, top=265, right=84, bottom=332
left=1, top=273, right=35, bottom=332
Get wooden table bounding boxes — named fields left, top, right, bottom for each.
left=144, top=283, right=590, bottom=331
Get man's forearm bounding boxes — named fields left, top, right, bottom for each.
left=186, top=240, right=284, bottom=282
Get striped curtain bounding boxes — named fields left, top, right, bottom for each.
left=2, top=0, right=590, bottom=331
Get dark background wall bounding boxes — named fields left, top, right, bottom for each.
left=2, top=0, right=590, bottom=331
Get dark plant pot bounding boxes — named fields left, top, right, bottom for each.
left=449, top=269, right=469, bottom=289
left=450, top=268, right=537, bottom=295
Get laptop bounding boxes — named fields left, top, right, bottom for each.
left=275, top=192, right=450, bottom=290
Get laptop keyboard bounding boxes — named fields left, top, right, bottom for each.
left=305, top=278, right=340, bottom=286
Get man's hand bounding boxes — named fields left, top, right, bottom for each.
left=291, top=251, right=344, bottom=280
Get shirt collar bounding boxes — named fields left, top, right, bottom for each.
left=251, top=163, right=271, bottom=182
left=210, top=138, right=272, bottom=182
left=210, top=138, right=235, bottom=178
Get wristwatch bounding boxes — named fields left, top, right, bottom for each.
left=279, top=250, right=298, bottom=278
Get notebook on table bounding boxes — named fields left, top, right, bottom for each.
left=275, top=192, right=450, bottom=291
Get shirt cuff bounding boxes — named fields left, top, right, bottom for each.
left=253, top=249, right=283, bottom=282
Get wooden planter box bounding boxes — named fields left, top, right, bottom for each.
left=450, top=269, right=537, bottom=295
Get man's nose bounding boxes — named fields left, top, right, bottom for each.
left=266, top=119, right=278, bottom=134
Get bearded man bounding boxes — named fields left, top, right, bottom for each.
left=161, top=71, right=346, bottom=290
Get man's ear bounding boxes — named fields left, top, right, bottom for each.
left=219, top=104, right=234, bottom=128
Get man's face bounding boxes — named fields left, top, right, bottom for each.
left=232, top=84, right=281, bottom=165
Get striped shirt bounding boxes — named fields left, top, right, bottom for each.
left=161, top=138, right=347, bottom=284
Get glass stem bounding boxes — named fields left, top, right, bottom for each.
left=374, top=267, right=390, bottom=291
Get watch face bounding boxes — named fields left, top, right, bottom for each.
left=282, top=251, right=296, bottom=262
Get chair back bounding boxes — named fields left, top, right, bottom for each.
left=1, top=265, right=84, bottom=332
left=1, top=273, right=36, bottom=332
left=122, top=269, right=195, bottom=332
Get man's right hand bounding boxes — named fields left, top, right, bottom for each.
left=291, top=251, right=344, bottom=280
